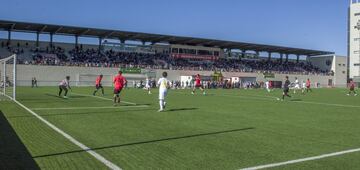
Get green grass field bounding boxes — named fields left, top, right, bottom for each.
left=1, top=87, right=360, bottom=170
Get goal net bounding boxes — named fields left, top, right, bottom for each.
left=0, top=54, right=17, bottom=101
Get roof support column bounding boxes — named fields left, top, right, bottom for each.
left=227, top=49, right=232, bottom=58
left=280, top=53, right=283, bottom=63
left=120, top=39, right=125, bottom=49
left=268, top=52, right=271, bottom=62
left=296, top=54, right=300, bottom=63
left=285, top=54, right=289, bottom=63
left=241, top=50, right=246, bottom=58
left=255, top=51, right=259, bottom=57
left=7, top=30, right=11, bottom=46
left=75, top=35, right=79, bottom=48
left=98, top=37, right=102, bottom=51
left=36, top=32, right=40, bottom=48
left=50, top=33, right=53, bottom=48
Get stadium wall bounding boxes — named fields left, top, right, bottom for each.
left=154, top=69, right=335, bottom=87
left=9, top=65, right=338, bottom=87
left=8, top=65, right=341, bottom=87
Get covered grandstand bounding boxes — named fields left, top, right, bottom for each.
left=0, top=20, right=333, bottom=57
left=0, top=20, right=347, bottom=87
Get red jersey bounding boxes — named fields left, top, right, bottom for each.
left=195, top=75, right=201, bottom=85
left=306, top=80, right=311, bottom=87
left=113, top=74, right=126, bottom=89
left=95, top=76, right=102, bottom=85
left=350, top=81, right=355, bottom=88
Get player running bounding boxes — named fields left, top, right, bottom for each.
left=113, top=71, right=127, bottom=106
left=347, top=80, right=357, bottom=96
left=58, top=76, right=71, bottom=98
left=93, top=74, right=104, bottom=96
left=301, top=80, right=306, bottom=94
left=145, top=77, right=152, bottom=94
left=158, top=72, right=171, bottom=112
left=305, top=78, right=312, bottom=93
left=265, top=80, right=271, bottom=92
left=191, top=74, right=206, bottom=95
left=293, top=77, right=300, bottom=94
left=281, top=76, right=292, bottom=101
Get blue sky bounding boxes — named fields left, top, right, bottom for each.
left=0, top=0, right=349, bottom=55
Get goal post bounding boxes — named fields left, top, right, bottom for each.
left=0, top=54, right=17, bottom=101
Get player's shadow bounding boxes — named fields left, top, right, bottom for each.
left=167, top=108, right=198, bottom=112
left=0, top=111, right=40, bottom=170
left=45, top=93, right=86, bottom=99
left=32, top=127, right=255, bottom=158
left=290, top=99, right=302, bottom=101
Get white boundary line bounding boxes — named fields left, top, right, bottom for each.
left=72, top=92, right=137, bottom=105
left=240, top=147, right=360, bottom=170
left=32, top=105, right=148, bottom=110
left=12, top=99, right=122, bottom=170
left=292, top=100, right=360, bottom=108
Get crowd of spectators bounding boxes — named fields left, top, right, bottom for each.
left=1, top=42, right=331, bottom=75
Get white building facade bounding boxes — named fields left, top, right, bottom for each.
left=349, top=0, right=360, bottom=80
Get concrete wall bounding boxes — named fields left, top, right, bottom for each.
left=153, top=69, right=334, bottom=87
left=308, top=55, right=348, bottom=87
left=9, top=65, right=146, bottom=86
left=3, top=64, right=339, bottom=87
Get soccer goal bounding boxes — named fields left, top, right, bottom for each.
left=0, top=54, right=17, bottom=101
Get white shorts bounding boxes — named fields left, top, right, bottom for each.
left=294, top=84, right=300, bottom=89
left=159, top=90, right=167, bottom=100
left=145, top=84, right=150, bottom=88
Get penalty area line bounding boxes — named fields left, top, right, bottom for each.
left=240, top=147, right=360, bottom=170
left=12, top=99, right=122, bottom=170
left=31, top=105, right=149, bottom=110
left=72, top=92, right=137, bottom=105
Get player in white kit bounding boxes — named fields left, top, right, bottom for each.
left=293, top=77, right=300, bottom=94
left=265, top=80, right=271, bottom=92
left=145, top=77, right=152, bottom=94
left=58, top=76, right=71, bottom=98
left=301, top=80, right=306, bottom=94
left=157, top=72, right=171, bottom=112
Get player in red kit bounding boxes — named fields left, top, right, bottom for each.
left=113, top=71, right=127, bottom=106
left=305, top=78, right=312, bottom=93
left=347, top=80, right=357, bottom=96
left=192, top=74, right=206, bottom=95
left=93, top=74, right=104, bottom=96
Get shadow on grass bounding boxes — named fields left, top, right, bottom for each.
left=33, top=127, right=255, bottom=158
left=167, top=108, right=198, bottom=112
left=290, top=98, right=303, bottom=101
left=0, top=111, right=40, bottom=170
left=7, top=108, right=154, bottom=119
left=45, top=93, right=86, bottom=99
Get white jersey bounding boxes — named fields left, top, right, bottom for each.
left=295, top=79, right=299, bottom=85
left=158, top=77, right=170, bottom=100
left=145, top=78, right=150, bottom=88
left=158, top=78, right=169, bottom=91
left=59, top=79, right=69, bottom=87
left=265, top=81, right=270, bottom=88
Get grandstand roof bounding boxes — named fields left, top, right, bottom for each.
left=0, top=20, right=334, bottom=56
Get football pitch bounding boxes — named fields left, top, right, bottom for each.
left=1, top=87, right=360, bottom=170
